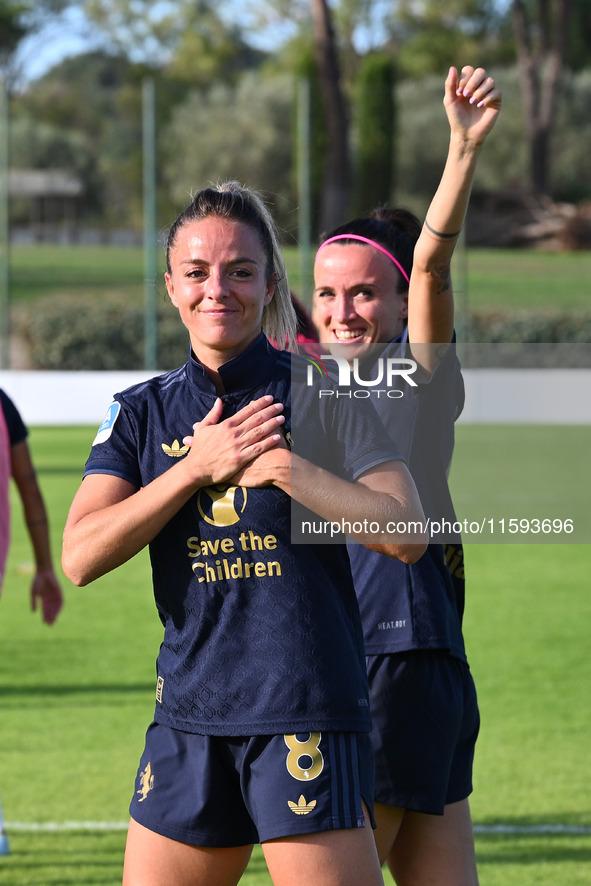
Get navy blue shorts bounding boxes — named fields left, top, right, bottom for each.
left=129, top=723, right=375, bottom=846
left=366, top=650, right=480, bottom=815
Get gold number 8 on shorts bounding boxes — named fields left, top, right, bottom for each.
left=284, top=732, right=324, bottom=781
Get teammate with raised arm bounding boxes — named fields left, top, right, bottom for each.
left=313, top=66, right=502, bottom=885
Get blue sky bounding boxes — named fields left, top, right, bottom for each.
left=13, top=6, right=106, bottom=84
left=12, top=0, right=397, bottom=85
left=13, top=2, right=291, bottom=84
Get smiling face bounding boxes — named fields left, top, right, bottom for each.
left=165, top=215, right=275, bottom=369
left=313, top=242, right=408, bottom=361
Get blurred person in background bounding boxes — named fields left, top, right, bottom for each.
left=0, top=387, right=64, bottom=856
left=0, top=388, right=63, bottom=624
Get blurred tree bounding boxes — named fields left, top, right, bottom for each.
left=13, top=0, right=265, bottom=229
left=83, top=0, right=192, bottom=60
left=0, top=2, right=27, bottom=65
left=309, top=0, right=351, bottom=231
left=512, top=0, right=574, bottom=196
left=8, top=0, right=589, bottom=238
left=386, top=0, right=507, bottom=75
left=567, top=0, right=591, bottom=71
left=161, top=71, right=294, bottom=230
left=16, top=50, right=129, bottom=140
left=351, top=51, right=396, bottom=215
left=164, top=8, right=262, bottom=86
left=290, top=45, right=326, bottom=238
left=82, top=0, right=262, bottom=83
left=395, top=67, right=525, bottom=213
left=9, top=114, right=89, bottom=170
left=12, top=52, right=137, bottom=224
left=552, top=68, right=591, bottom=203
left=77, top=0, right=268, bottom=226
left=396, top=64, right=591, bottom=210
left=0, top=0, right=72, bottom=78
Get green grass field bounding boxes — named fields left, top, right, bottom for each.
left=8, top=243, right=591, bottom=313
left=452, top=247, right=591, bottom=313
left=0, top=425, right=589, bottom=885
left=8, top=245, right=149, bottom=305
left=450, top=425, right=591, bottom=543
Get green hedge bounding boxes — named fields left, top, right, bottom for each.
left=466, top=310, right=591, bottom=343
left=461, top=311, right=591, bottom=367
left=16, top=294, right=189, bottom=370
left=14, top=295, right=591, bottom=370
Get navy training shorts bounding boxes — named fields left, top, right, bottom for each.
left=129, top=722, right=376, bottom=846
left=366, top=649, right=480, bottom=815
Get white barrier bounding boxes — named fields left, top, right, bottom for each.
left=0, top=369, right=590, bottom=426
left=0, top=371, right=157, bottom=427
left=459, top=369, right=591, bottom=424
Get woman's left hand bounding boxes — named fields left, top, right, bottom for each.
left=229, top=436, right=290, bottom=489
left=445, top=65, right=502, bottom=145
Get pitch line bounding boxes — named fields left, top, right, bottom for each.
left=473, top=824, right=591, bottom=835
left=5, top=821, right=591, bottom=835
left=6, top=821, right=129, bottom=832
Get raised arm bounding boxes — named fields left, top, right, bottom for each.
left=408, top=65, right=502, bottom=350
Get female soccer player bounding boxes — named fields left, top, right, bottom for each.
left=62, top=181, right=427, bottom=886
left=312, top=66, right=502, bottom=886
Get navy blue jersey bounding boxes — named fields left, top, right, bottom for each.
left=85, top=334, right=402, bottom=736
left=0, top=389, right=28, bottom=446
left=346, top=339, right=467, bottom=660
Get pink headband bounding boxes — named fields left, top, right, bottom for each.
left=318, top=234, right=410, bottom=285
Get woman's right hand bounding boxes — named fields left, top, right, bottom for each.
left=62, top=395, right=285, bottom=586
left=182, top=395, right=285, bottom=486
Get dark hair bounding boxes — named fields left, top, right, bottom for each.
left=291, top=292, right=319, bottom=343
left=166, top=181, right=296, bottom=349
left=320, top=207, right=421, bottom=294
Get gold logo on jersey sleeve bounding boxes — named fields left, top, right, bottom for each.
left=162, top=440, right=189, bottom=457
left=137, top=762, right=154, bottom=802
left=288, top=795, right=317, bottom=815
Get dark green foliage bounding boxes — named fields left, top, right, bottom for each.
left=17, top=293, right=591, bottom=372
left=0, top=1, right=27, bottom=59
left=293, top=48, right=327, bottom=239
left=568, top=0, right=591, bottom=71
left=465, top=310, right=591, bottom=348
left=351, top=52, right=396, bottom=216
left=16, top=293, right=189, bottom=370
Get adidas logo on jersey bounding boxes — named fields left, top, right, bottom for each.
left=288, top=795, right=317, bottom=815
left=162, top=440, right=189, bottom=457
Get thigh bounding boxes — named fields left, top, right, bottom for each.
left=388, top=798, right=479, bottom=886
left=262, top=802, right=384, bottom=886
left=123, top=818, right=253, bottom=886
left=373, top=802, right=405, bottom=866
